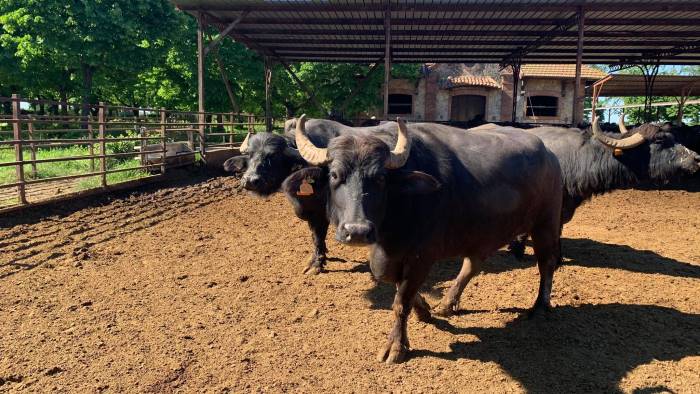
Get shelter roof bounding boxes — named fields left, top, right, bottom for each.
left=172, top=0, right=700, bottom=65
left=593, top=74, right=700, bottom=96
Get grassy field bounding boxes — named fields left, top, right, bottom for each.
left=0, top=145, right=150, bottom=189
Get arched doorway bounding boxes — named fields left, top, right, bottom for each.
left=451, top=95, right=486, bottom=122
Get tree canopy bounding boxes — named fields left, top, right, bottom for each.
left=0, top=0, right=420, bottom=119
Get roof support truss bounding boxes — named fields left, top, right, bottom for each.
left=501, top=12, right=579, bottom=67
left=264, top=57, right=272, bottom=132
left=572, top=7, right=585, bottom=125
left=608, top=41, right=700, bottom=72
left=383, top=5, right=391, bottom=121
left=338, top=59, right=383, bottom=114
left=279, top=60, right=328, bottom=115
left=639, top=62, right=662, bottom=122
left=511, top=62, right=521, bottom=123
left=204, top=12, right=247, bottom=56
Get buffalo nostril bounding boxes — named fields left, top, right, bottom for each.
left=250, top=176, right=263, bottom=187
left=341, top=223, right=353, bottom=241
left=242, top=176, right=261, bottom=190
left=341, top=222, right=375, bottom=244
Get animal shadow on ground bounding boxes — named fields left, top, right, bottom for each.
left=414, top=303, right=700, bottom=394
left=0, top=170, right=211, bottom=228
left=561, top=238, right=700, bottom=278
left=0, top=172, right=232, bottom=280
left=635, top=175, right=700, bottom=192
left=363, top=236, right=698, bottom=311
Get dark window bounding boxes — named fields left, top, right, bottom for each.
left=388, top=94, right=412, bottom=114
left=526, top=96, right=558, bottom=117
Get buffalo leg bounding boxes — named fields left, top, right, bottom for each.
left=302, top=215, right=329, bottom=275
left=508, top=234, right=528, bottom=261
left=560, top=195, right=584, bottom=227
left=435, top=257, right=482, bottom=317
left=377, top=266, right=429, bottom=364
left=529, top=227, right=560, bottom=315
left=412, top=293, right=432, bottom=322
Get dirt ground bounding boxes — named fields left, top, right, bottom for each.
left=0, top=175, right=698, bottom=393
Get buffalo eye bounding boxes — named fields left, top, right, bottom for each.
left=653, top=132, right=674, bottom=146
left=330, top=171, right=339, bottom=180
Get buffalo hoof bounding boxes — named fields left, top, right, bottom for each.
left=376, top=336, right=409, bottom=364
left=412, top=294, right=432, bottom=322
left=433, top=301, right=457, bottom=317
left=526, top=303, right=552, bottom=319
left=508, top=240, right=526, bottom=261
left=303, top=265, right=324, bottom=275
left=302, top=257, right=326, bottom=275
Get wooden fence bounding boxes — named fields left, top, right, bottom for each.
left=0, top=95, right=269, bottom=211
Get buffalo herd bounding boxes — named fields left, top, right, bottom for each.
left=223, top=116, right=700, bottom=364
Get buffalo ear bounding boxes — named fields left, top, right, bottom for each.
left=281, top=166, right=328, bottom=196
left=223, top=155, right=248, bottom=174
left=388, top=170, right=440, bottom=195
left=283, top=146, right=305, bottom=163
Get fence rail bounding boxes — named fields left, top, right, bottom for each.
left=0, top=94, right=271, bottom=211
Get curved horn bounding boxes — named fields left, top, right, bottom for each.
left=617, top=116, right=630, bottom=135
left=385, top=118, right=412, bottom=169
left=239, top=132, right=251, bottom=153
left=294, top=114, right=328, bottom=165
left=592, top=117, right=645, bottom=149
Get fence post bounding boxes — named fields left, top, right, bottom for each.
left=140, top=126, right=147, bottom=166
left=229, top=112, right=234, bottom=149
left=160, top=108, right=167, bottom=175
left=87, top=114, right=95, bottom=172
left=27, top=117, right=38, bottom=179
left=11, top=94, right=27, bottom=205
left=199, top=112, right=206, bottom=161
left=98, top=102, right=107, bottom=187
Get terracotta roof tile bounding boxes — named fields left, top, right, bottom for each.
left=519, top=64, right=607, bottom=80
left=446, top=75, right=501, bottom=89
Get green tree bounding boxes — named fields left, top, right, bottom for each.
left=1, top=0, right=177, bottom=113
left=1, top=2, right=421, bottom=122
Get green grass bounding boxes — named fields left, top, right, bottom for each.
left=0, top=120, right=281, bottom=197
left=0, top=145, right=150, bottom=190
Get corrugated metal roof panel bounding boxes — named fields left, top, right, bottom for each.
left=180, top=0, right=700, bottom=65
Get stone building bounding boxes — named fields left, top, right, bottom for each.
left=378, top=63, right=606, bottom=125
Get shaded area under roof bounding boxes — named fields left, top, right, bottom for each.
left=172, top=0, right=700, bottom=65
left=594, top=74, right=700, bottom=96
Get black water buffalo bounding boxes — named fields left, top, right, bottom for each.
left=619, top=120, right=700, bottom=154
left=504, top=118, right=700, bottom=259
left=291, top=115, right=563, bottom=363
left=223, top=119, right=397, bottom=274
